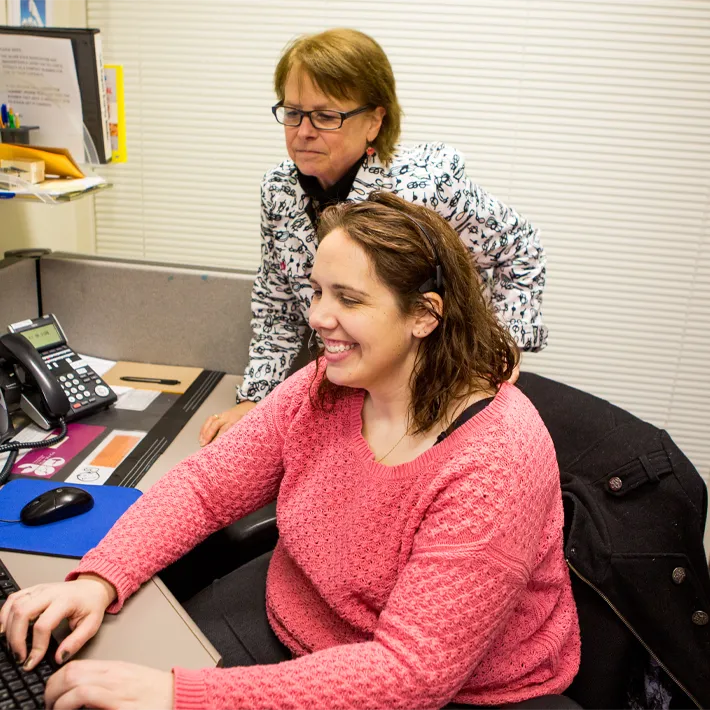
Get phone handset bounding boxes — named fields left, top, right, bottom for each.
left=0, top=333, right=70, bottom=428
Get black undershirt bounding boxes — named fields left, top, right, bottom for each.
left=297, top=153, right=366, bottom=228
left=435, top=398, right=494, bottom=445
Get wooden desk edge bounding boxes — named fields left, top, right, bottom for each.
left=152, top=574, right=222, bottom=667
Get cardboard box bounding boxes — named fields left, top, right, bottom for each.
left=0, top=158, right=45, bottom=184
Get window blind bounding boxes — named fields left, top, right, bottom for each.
left=86, top=0, right=710, bottom=490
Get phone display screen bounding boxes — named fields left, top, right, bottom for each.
left=20, top=323, right=63, bottom=350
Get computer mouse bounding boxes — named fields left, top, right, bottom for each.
left=20, top=487, right=94, bottom=526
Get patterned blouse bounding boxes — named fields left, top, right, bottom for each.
left=238, top=142, right=548, bottom=403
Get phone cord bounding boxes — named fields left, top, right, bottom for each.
left=0, top=419, right=68, bottom=486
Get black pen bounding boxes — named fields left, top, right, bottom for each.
left=120, top=376, right=181, bottom=386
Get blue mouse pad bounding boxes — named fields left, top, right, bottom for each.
left=0, top=479, right=142, bottom=559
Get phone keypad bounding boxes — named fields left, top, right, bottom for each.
left=41, top=355, right=108, bottom=413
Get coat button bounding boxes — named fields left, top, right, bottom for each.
left=608, top=476, right=623, bottom=492
left=672, top=567, right=687, bottom=585
left=692, top=611, right=709, bottom=626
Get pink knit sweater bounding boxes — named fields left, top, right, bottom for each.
left=69, top=362, right=580, bottom=710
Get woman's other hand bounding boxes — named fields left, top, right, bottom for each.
left=44, top=660, right=173, bottom=710
left=0, top=574, right=116, bottom=670
left=198, top=401, right=257, bottom=446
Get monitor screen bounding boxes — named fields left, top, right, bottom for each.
left=20, top=323, right=63, bottom=350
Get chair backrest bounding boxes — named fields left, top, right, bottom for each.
left=517, top=372, right=709, bottom=709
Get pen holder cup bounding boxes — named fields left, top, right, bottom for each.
left=0, top=127, right=40, bottom=146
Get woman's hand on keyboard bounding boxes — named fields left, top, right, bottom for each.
left=45, top=659, right=173, bottom=710
left=0, top=575, right=117, bottom=671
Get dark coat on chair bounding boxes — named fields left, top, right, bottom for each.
left=517, top=372, right=710, bottom=709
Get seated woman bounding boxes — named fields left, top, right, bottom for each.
left=0, top=193, right=579, bottom=710
left=199, top=27, right=548, bottom=445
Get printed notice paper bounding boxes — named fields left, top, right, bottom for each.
left=0, top=33, right=84, bottom=162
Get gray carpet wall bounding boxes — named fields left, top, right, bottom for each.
left=37, top=254, right=255, bottom=374
left=0, top=258, right=38, bottom=329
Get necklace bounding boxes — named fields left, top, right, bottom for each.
left=375, top=430, right=408, bottom=463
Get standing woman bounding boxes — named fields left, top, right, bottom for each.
left=0, top=192, right=579, bottom=710
left=200, top=28, right=547, bottom=445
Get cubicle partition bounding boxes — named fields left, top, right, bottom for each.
left=1, top=250, right=277, bottom=489
left=2, top=251, right=256, bottom=374
left=0, top=256, right=39, bottom=330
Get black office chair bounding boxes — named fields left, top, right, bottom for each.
left=160, top=372, right=710, bottom=709
left=516, top=373, right=709, bottom=709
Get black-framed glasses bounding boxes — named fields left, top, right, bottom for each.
left=272, top=103, right=373, bottom=131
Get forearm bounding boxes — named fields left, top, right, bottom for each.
left=67, top=468, right=252, bottom=612
left=68, top=402, right=286, bottom=609
left=460, top=192, right=547, bottom=350
left=488, top=218, right=547, bottom=351
left=173, top=639, right=453, bottom=710
left=241, top=214, right=308, bottom=403
left=440, top=150, right=548, bottom=352
left=76, top=573, right=118, bottom=606
left=237, top=319, right=307, bottom=403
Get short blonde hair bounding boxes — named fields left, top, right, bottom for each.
left=274, top=28, right=402, bottom=164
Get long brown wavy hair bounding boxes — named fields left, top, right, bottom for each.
left=311, top=191, right=519, bottom=435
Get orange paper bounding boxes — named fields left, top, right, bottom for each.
left=90, top=435, right=141, bottom=467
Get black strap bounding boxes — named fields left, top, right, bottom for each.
left=435, top=397, right=494, bottom=445
left=604, top=449, right=672, bottom=496
left=638, top=453, right=661, bottom=482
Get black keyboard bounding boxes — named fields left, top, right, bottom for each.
left=0, top=559, right=56, bottom=709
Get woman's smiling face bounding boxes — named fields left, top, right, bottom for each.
left=308, top=228, right=421, bottom=395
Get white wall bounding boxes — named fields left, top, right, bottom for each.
left=0, top=0, right=95, bottom=258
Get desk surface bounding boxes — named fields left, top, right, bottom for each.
left=5, top=374, right=243, bottom=671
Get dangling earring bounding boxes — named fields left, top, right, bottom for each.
left=366, top=145, right=376, bottom=157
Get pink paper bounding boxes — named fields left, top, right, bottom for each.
left=12, top=423, right=106, bottom=478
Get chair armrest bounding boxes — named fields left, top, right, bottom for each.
left=217, top=501, right=277, bottom=548
left=159, top=501, right=278, bottom=603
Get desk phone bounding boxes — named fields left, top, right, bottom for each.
left=7, top=314, right=117, bottom=424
